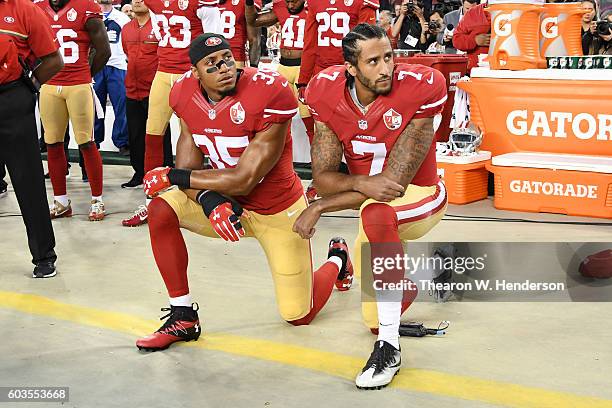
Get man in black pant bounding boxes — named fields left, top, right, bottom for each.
left=1, top=0, right=64, bottom=278
left=121, top=0, right=172, bottom=192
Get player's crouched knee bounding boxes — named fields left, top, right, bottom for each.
left=360, top=202, right=397, bottom=227
left=148, top=198, right=178, bottom=230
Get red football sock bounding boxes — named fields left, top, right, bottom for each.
left=288, top=261, right=338, bottom=326
left=361, top=203, right=418, bottom=335
left=46, top=143, right=67, bottom=196
left=302, top=116, right=315, bottom=144
left=145, top=133, right=164, bottom=173
left=79, top=142, right=103, bottom=197
left=148, top=198, right=189, bottom=298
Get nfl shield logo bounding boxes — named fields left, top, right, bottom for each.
left=67, top=8, right=77, bottom=22
left=358, top=120, right=368, bottom=130
left=383, top=108, right=402, bottom=130
left=344, top=0, right=353, bottom=6
left=178, top=0, right=189, bottom=10
left=230, top=102, right=245, bottom=124
left=164, top=0, right=169, bottom=6
left=208, top=109, right=216, bottom=120
left=232, top=0, right=239, bottom=5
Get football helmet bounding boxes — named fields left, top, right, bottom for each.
left=448, top=127, right=483, bottom=155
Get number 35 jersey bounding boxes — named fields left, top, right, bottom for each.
left=169, top=68, right=304, bottom=214
left=146, top=0, right=220, bottom=74
left=35, top=0, right=102, bottom=86
left=305, top=64, right=448, bottom=187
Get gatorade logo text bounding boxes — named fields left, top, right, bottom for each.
left=541, top=17, right=558, bottom=39
left=506, top=110, right=612, bottom=141
left=493, top=14, right=513, bottom=37
left=509, top=180, right=598, bottom=199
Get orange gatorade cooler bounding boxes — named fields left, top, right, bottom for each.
left=487, top=0, right=544, bottom=70
left=436, top=151, right=491, bottom=204
left=486, top=152, right=612, bottom=219
left=539, top=2, right=586, bottom=67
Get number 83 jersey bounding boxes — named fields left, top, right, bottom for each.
left=169, top=68, right=304, bottom=214
left=146, top=0, right=220, bottom=74
left=306, top=64, right=448, bottom=187
left=35, top=0, right=102, bottom=86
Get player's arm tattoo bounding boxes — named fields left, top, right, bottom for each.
left=383, top=117, right=436, bottom=187
left=311, top=121, right=342, bottom=176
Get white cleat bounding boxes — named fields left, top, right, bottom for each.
left=356, top=340, right=401, bottom=390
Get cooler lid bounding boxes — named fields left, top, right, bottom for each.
left=470, top=67, right=612, bottom=81
left=492, top=152, right=612, bottom=173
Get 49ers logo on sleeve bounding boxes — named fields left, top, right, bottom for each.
left=230, top=102, right=245, bottom=124
left=178, top=0, right=189, bottom=10
left=206, top=36, right=223, bottom=46
left=383, top=108, right=402, bottom=130
left=67, top=8, right=78, bottom=22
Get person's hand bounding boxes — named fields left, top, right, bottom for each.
left=196, top=190, right=245, bottom=242
left=444, top=33, right=453, bottom=43
left=590, top=21, right=597, bottom=35
left=292, top=203, right=322, bottom=239
left=421, top=21, right=429, bottom=32
left=401, top=4, right=409, bottom=16
left=296, top=84, right=306, bottom=104
left=414, top=6, right=424, bottom=20
left=475, top=33, right=491, bottom=47
left=143, top=167, right=172, bottom=197
left=354, top=174, right=404, bottom=202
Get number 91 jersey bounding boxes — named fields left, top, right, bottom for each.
left=305, top=64, right=448, bottom=187
left=169, top=68, right=304, bottom=214
left=35, top=0, right=102, bottom=86
left=146, top=0, right=219, bottom=74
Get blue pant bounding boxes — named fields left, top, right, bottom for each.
left=94, top=66, right=128, bottom=148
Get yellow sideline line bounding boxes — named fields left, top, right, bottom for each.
left=1, top=291, right=611, bottom=408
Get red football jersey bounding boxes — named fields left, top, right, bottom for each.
left=272, top=0, right=308, bottom=51
left=146, top=0, right=220, bottom=74
left=35, top=0, right=102, bottom=86
left=169, top=67, right=303, bottom=214
left=305, top=64, right=447, bottom=186
left=297, top=0, right=378, bottom=85
left=218, top=0, right=260, bottom=62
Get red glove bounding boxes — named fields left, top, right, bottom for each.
left=143, top=167, right=171, bottom=197
left=296, top=84, right=306, bottom=105
left=197, top=190, right=245, bottom=242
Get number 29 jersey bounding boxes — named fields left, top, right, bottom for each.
left=305, top=64, right=448, bottom=187
left=169, top=68, right=304, bottom=214
left=146, top=0, right=220, bottom=74
left=35, top=0, right=102, bottom=86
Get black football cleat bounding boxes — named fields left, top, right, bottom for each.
left=328, top=237, right=354, bottom=291
left=136, top=304, right=201, bottom=351
left=356, top=340, right=401, bottom=390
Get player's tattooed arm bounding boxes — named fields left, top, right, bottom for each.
left=85, top=18, right=111, bottom=76
left=382, top=116, right=436, bottom=188
left=245, top=4, right=278, bottom=27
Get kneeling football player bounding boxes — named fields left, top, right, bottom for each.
left=293, top=24, right=448, bottom=389
left=136, top=34, right=353, bottom=351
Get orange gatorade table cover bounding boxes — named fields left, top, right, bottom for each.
left=458, top=67, right=612, bottom=157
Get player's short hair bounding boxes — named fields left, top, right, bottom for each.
left=342, top=23, right=388, bottom=66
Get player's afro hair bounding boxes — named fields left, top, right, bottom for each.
left=342, top=23, right=388, bottom=66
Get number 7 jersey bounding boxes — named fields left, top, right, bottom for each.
left=305, top=64, right=448, bottom=187
left=146, top=0, right=220, bottom=74
left=35, top=0, right=102, bottom=86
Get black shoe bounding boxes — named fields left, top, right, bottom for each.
left=136, top=304, right=201, bottom=351
left=121, top=174, right=143, bottom=189
left=119, top=146, right=130, bottom=156
left=0, top=183, right=7, bottom=198
left=355, top=341, right=401, bottom=389
left=33, top=261, right=56, bottom=278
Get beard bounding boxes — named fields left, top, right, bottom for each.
left=355, top=68, right=392, bottom=96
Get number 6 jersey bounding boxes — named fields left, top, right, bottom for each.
left=146, top=0, right=220, bottom=74
left=169, top=68, right=304, bottom=214
left=35, top=0, right=102, bottom=86
left=305, top=64, right=448, bottom=187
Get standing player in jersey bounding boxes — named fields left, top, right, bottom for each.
left=217, top=0, right=260, bottom=68
left=122, top=0, right=221, bottom=227
left=245, top=0, right=313, bottom=141
left=36, top=0, right=111, bottom=221
left=135, top=34, right=354, bottom=351
left=293, top=24, right=448, bottom=389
